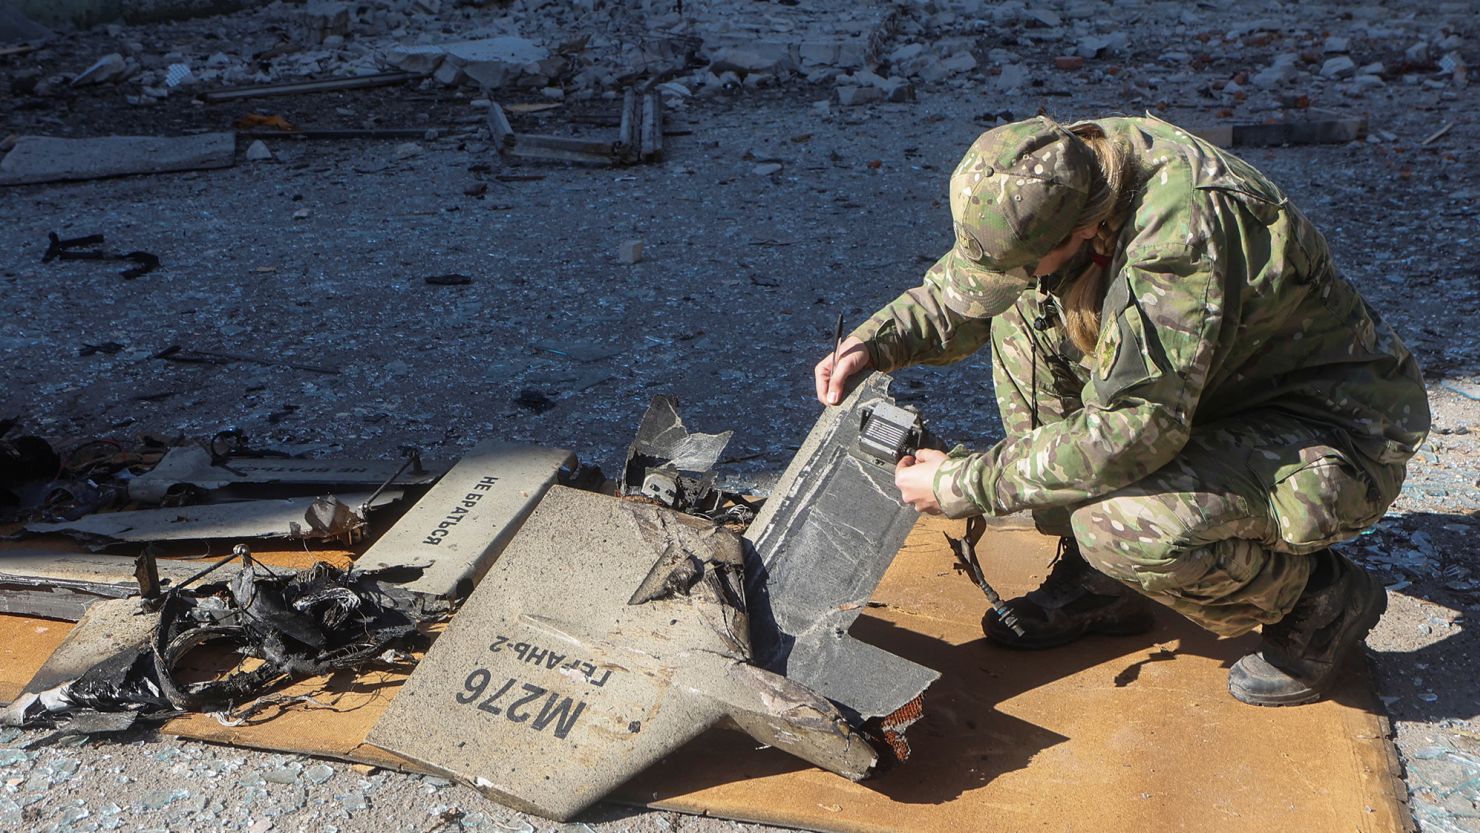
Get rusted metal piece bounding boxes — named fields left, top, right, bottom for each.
left=873, top=693, right=926, bottom=765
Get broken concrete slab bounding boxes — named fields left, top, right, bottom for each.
left=385, top=36, right=561, bottom=89
left=23, top=491, right=401, bottom=546
left=743, top=372, right=940, bottom=739
left=354, top=441, right=574, bottom=601
left=368, top=487, right=875, bottom=821
left=125, top=445, right=447, bottom=504
left=0, top=551, right=203, bottom=620
left=684, top=5, right=898, bottom=73
left=0, top=133, right=235, bottom=186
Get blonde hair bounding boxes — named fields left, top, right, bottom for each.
left=1060, top=122, right=1133, bottom=356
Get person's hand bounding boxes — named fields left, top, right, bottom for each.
left=894, top=448, right=948, bottom=514
left=813, top=336, right=872, bottom=406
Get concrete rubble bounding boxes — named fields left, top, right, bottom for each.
left=385, top=36, right=563, bottom=89
left=0, top=0, right=1464, bottom=129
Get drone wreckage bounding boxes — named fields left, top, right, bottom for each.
left=0, top=373, right=977, bottom=821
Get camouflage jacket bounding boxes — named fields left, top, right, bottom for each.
left=850, top=116, right=1430, bottom=518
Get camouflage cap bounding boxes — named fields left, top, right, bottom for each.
left=937, top=116, right=1098, bottom=318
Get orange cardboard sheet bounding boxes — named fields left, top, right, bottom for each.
left=0, top=614, right=74, bottom=703
left=1, top=522, right=1409, bottom=833
left=623, top=518, right=1411, bottom=833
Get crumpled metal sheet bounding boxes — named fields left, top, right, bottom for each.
left=620, top=396, right=732, bottom=490
left=743, top=372, right=940, bottom=743
left=0, top=551, right=206, bottom=620
left=125, top=446, right=447, bottom=504
left=22, top=491, right=402, bottom=546
left=367, top=487, right=876, bottom=822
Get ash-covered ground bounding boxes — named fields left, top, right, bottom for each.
left=1, top=0, right=1477, bottom=831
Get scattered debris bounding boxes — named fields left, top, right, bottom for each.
left=743, top=373, right=939, bottom=748
left=3, top=551, right=438, bottom=729
left=618, top=240, right=643, bottom=265
left=78, top=341, right=125, bottom=357
left=424, top=273, right=472, bottom=286
left=367, top=486, right=877, bottom=822
left=490, top=92, right=668, bottom=167
left=234, top=113, right=297, bottom=132
left=385, top=36, right=562, bottom=91
left=71, top=53, right=129, bottom=87
left=152, top=344, right=339, bottom=375
left=1320, top=55, right=1357, bottom=79
left=0, top=133, right=235, bottom=186
left=639, top=90, right=664, bottom=162
left=164, top=63, right=195, bottom=88
left=244, top=140, right=273, bottom=161
left=239, top=127, right=447, bottom=141
left=40, top=231, right=159, bottom=280
left=620, top=396, right=733, bottom=517
left=1421, top=121, right=1454, bottom=146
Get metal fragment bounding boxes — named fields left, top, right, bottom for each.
left=368, top=487, right=876, bottom=822
left=23, top=491, right=402, bottom=545
left=743, top=372, right=940, bottom=738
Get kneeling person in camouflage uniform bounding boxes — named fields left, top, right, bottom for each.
left=814, top=115, right=1429, bottom=706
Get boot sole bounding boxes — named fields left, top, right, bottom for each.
left=1228, top=571, right=1389, bottom=707
left=984, top=608, right=1157, bottom=651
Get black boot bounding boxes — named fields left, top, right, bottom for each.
left=1228, top=548, right=1387, bottom=707
left=984, top=538, right=1156, bottom=649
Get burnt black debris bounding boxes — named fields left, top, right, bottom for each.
left=1, top=551, right=437, bottom=730
left=40, top=231, right=159, bottom=279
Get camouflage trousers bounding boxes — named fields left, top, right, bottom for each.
left=989, top=291, right=1404, bottom=636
